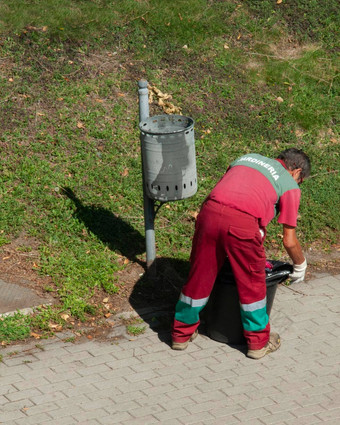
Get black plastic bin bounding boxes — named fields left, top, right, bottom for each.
left=204, top=260, right=293, bottom=345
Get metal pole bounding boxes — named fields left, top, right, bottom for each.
left=138, top=80, right=156, bottom=271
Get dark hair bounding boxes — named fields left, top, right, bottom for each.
left=277, top=148, right=311, bottom=180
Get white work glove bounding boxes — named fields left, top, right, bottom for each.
left=289, top=259, right=307, bottom=284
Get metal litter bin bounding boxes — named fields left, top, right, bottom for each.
left=139, top=115, right=197, bottom=202
left=204, top=260, right=293, bottom=345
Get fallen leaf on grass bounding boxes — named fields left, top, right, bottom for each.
left=48, top=323, right=62, bottom=332
left=30, top=332, right=41, bottom=339
left=190, top=211, right=199, bottom=220
left=295, top=129, right=304, bottom=138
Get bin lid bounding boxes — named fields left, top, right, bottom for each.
left=139, top=115, right=194, bottom=135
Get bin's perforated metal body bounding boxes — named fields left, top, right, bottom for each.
left=139, top=115, right=197, bottom=201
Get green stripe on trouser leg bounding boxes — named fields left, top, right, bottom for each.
left=240, top=306, right=269, bottom=331
left=175, top=300, right=206, bottom=325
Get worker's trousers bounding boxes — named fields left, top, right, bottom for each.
left=172, top=199, right=270, bottom=350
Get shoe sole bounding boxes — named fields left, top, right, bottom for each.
left=172, top=330, right=198, bottom=351
left=247, top=334, right=281, bottom=359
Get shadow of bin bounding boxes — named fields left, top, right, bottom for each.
left=204, top=260, right=293, bottom=345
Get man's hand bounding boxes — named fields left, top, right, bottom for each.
left=289, top=259, right=307, bottom=284
left=282, top=224, right=307, bottom=283
left=282, top=224, right=305, bottom=264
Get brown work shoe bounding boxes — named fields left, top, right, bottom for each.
left=247, top=333, right=281, bottom=359
left=171, top=330, right=198, bottom=351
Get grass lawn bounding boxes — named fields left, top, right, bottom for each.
left=0, top=0, right=339, bottom=343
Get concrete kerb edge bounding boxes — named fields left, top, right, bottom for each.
left=0, top=303, right=53, bottom=318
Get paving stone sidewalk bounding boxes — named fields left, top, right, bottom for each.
left=1, top=272, right=339, bottom=425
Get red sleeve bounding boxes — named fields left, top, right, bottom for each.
left=277, top=189, right=301, bottom=227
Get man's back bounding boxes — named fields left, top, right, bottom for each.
left=208, top=153, right=300, bottom=227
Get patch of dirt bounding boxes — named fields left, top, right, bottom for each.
left=269, top=40, right=320, bottom=60
left=88, top=260, right=146, bottom=316
left=0, top=57, right=16, bottom=78
left=0, top=232, right=55, bottom=300
left=304, top=242, right=340, bottom=276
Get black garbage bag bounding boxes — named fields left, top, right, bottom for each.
left=204, top=259, right=293, bottom=345
left=265, top=260, right=293, bottom=284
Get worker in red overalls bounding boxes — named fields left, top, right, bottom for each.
left=172, top=148, right=311, bottom=359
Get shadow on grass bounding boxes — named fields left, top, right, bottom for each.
left=62, top=187, right=145, bottom=263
